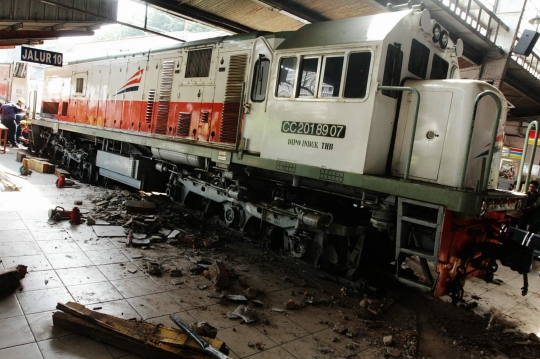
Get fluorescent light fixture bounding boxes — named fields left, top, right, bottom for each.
left=251, top=0, right=311, bottom=24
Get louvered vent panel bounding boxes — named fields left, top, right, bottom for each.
left=176, top=112, right=191, bottom=137
left=201, top=111, right=209, bottom=123
left=219, top=54, right=248, bottom=143
left=144, top=89, right=156, bottom=123
left=155, top=60, right=175, bottom=135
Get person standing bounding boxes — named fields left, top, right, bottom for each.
left=0, top=98, right=26, bottom=147
left=519, top=180, right=540, bottom=230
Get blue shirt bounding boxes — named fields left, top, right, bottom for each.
left=0, top=103, right=23, bottom=120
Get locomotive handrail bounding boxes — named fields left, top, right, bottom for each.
left=235, top=82, right=246, bottom=153
left=458, top=91, right=502, bottom=192
left=516, top=121, right=539, bottom=192
left=377, top=85, right=420, bottom=181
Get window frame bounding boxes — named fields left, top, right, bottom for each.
left=429, top=53, right=450, bottom=80
left=295, top=55, right=322, bottom=99
left=317, top=55, right=345, bottom=98
left=250, top=57, right=271, bottom=103
left=275, top=56, right=299, bottom=99
left=273, top=47, right=374, bottom=103
left=408, top=38, right=430, bottom=79
left=342, top=50, right=373, bottom=101
left=184, top=48, right=213, bottom=79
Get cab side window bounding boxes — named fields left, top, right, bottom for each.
left=408, top=39, right=430, bottom=79
left=320, top=56, right=344, bottom=97
left=382, top=44, right=403, bottom=98
left=430, top=54, right=449, bottom=80
left=343, top=52, right=371, bottom=99
left=276, top=57, right=297, bottom=98
left=251, top=57, right=270, bottom=102
left=297, top=57, right=319, bottom=98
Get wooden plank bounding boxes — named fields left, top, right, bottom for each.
left=54, top=302, right=227, bottom=358
left=16, top=151, right=27, bottom=162
left=28, top=158, right=55, bottom=173
left=52, top=312, right=212, bottom=359
left=126, top=200, right=156, bottom=213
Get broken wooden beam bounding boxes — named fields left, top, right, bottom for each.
left=125, top=200, right=156, bottom=213
left=0, top=265, right=27, bottom=292
left=53, top=302, right=228, bottom=359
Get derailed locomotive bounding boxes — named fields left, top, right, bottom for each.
left=30, top=6, right=532, bottom=301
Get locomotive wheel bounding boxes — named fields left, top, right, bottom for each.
left=224, top=207, right=239, bottom=227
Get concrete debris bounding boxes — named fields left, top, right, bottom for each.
left=238, top=277, right=248, bottom=288
left=0, top=265, right=28, bottom=292
left=333, top=322, right=347, bottom=335
left=132, top=238, right=151, bottom=246
left=247, top=342, right=254, bottom=348
left=168, top=230, right=180, bottom=239
left=251, top=300, right=264, bottom=306
left=170, top=267, right=183, bottom=277
left=226, top=295, right=247, bottom=302
left=383, top=335, right=393, bottom=346
left=93, top=226, right=126, bottom=237
left=285, top=299, right=304, bottom=310
left=132, top=233, right=146, bottom=239
left=385, top=347, right=402, bottom=358
left=74, top=200, right=83, bottom=205
left=145, top=262, right=162, bottom=276
left=243, top=287, right=257, bottom=300
left=127, top=268, right=138, bottom=274
left=86, top=214, right=96, bottom=226
left=272, top=308, right=284, bottom=313
left=191, top=322, right=218, bottom=339
left=126, top=230, right=133, bottom=247
left=171, top=279, right=184, bottom=286
left=233, top=305, right=258, bottom=323
left=209, top=260, right=229, bottom=289
left=125, top=200, right=156, bottom=213
left=226, top=311, right=240, bottom=320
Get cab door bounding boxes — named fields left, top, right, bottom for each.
left=241, top=38, right=274, bottom=152
left=394, top=90, right=453, bottom=181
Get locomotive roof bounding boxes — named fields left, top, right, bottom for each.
left=67, top=31, right=291, bottom=65
left=276, top=10, right=412, bottom=51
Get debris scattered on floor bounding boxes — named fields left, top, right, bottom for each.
left=0, top=265, right=27, bottom=292
left=233, top=305, right=258, bottom=323
left=209, top=260, right=229, bottom=289
left=54, top=302, right=228, bottom=358
left=0, top=169, right=22, bottom=191
left=191, top=322, right=218, bottom=339
left=126, top=200, right=156, bottom=213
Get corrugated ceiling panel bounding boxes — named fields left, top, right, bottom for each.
left=295, top=0, right=384, bottom=20
left=182, top=0, right=305, bottom=31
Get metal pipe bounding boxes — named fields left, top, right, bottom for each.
left=235, top=82, right=246, bottom=153
left=378, top=85, right=421, bottom=181
left=458, top=90, right=502, bottom=191
left=516, top=121, right=539, bottom=192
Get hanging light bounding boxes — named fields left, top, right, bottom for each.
left=529, top=15, right=540, bottom=25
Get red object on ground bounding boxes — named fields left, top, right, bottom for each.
left=56, top=174, right=76, bottom=188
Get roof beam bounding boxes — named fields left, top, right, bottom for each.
left=252, top=0, right=329, bottom=23
left=1, top=23, right=23, bottom=31
left=141, top=0, right=254, bottom=33
left=0, top=30, right=94, bottom=39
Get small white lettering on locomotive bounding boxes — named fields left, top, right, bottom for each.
left=287, top=138, right=334, bottom=151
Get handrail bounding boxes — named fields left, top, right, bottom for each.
left=458, top=91, right=502, bottom=191
left=235, top=82, right=246, bottom=153
left=378, top=85, right=420, bottom=181
left=516, top=121, right=539, bottom=192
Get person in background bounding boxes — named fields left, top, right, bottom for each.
left=0, top=98, right=26, bottom=148
left=519, top=180, right=540, bottom=231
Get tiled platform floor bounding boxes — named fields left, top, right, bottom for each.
left=0, top=148, right=539, bottom=358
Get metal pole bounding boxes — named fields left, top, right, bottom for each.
left=458, top=91, right=502, bottom=191
left=516, top=121, right=539, bottom=192
left=378, top=85, right=421, bottom=181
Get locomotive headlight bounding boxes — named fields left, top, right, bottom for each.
left=432, top=23, right=442, bottom=43
left=440, top=30, right=449, bottom=49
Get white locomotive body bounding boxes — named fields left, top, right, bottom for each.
left=31, top=7, right=530, bottom=300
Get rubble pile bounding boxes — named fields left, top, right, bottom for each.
left=46, top=183, right=540, bottom=359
